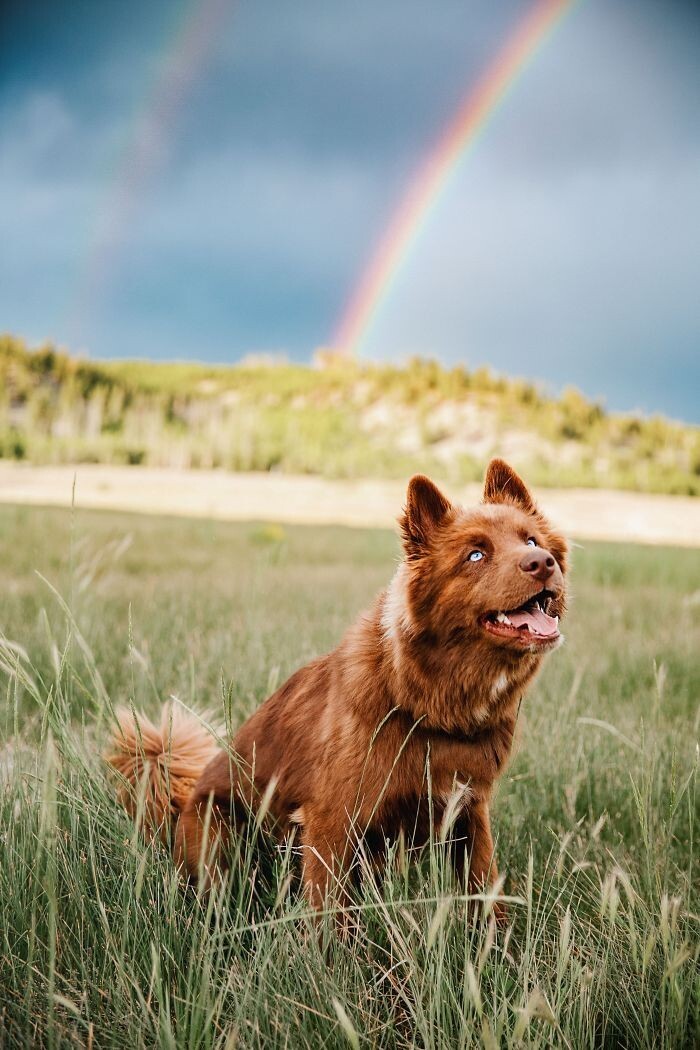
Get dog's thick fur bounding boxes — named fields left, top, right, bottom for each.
left=107, top=459, right=568, bottom=915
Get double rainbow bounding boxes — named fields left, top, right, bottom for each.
left=67, top=0, right=232, bottom=346
left=332, top=0, right=578, bottom=356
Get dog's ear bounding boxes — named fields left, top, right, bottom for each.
left=483, top=458, right=535, bottom=512
left=400, top=475, right=452, bottom=559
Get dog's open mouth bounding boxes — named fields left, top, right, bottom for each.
left=481, top=590, right=560, bottom=644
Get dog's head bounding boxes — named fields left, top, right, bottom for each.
left=398, top=459, right=568, bottom=655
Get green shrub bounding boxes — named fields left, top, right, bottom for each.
left=0, top=427, right=27, bottom=459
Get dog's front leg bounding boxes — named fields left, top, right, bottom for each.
left=465, top=799, right=506, bottom=925
left=301, top=811, right=354, bottom=918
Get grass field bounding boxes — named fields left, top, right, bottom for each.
left=0, top=504, right=698, bottom=1048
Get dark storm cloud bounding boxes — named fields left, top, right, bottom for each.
left=0, top=0, right=698, bottom=419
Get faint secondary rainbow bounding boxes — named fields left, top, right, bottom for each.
left=332, top=0, right=578, bottom=356
left=66, top=0, right=233, bottom=347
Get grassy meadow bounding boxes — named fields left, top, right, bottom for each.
left=0, top=504, right=698, bottom=1048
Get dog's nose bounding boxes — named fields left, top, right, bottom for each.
left=519, top=547, right=556, bottom=581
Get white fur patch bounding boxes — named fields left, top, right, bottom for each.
left=289, top=807, right=305, bottom=825
left=381, top=564, right=413, bottom=641
left=470, top=704, right=490, bottom=725
left=491, top=671, right=509, bottom=700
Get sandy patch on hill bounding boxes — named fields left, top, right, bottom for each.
left=0, top=463, right=697, bottom=547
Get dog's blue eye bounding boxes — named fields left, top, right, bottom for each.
left=526, top=538, right=537, bottom=547
left=468, top=550, right=484, bottom=562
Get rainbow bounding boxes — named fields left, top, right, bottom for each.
left=66, top=0, right=233, bottom=348
left=332, top=0, right=578, bottom=356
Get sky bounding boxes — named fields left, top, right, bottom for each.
left=1, top=0, right=699, bottom=422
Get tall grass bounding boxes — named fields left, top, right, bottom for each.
left=0, top=506, right=698, bottom=1047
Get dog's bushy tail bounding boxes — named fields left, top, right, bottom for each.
left=105, top=704, right=219, bottom=844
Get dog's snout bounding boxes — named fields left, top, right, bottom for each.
left=519, top=547, right=556, bottom=581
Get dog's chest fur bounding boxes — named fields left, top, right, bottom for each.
left=347, top=694, right=520, bottom=845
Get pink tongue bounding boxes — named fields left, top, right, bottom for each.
left=508, top=606, right=559, bottom=637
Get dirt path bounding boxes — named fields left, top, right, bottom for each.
left=0, top=462, right=698, bottom=547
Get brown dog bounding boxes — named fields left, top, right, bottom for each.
left=108, top=459, right=568, bottom=917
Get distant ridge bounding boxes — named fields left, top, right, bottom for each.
left=1, top=334, right=697, bottom=496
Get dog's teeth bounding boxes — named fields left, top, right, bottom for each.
left=495, top=612, right=511, bottom=625
left=554, top=616, right=559, bottom=626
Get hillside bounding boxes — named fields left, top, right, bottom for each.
left=1, top=334, right=698, bottom=494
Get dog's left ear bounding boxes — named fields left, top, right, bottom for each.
left=483, top=458, right=535, bottom=513
left=400, top=474, right=452, bottom=559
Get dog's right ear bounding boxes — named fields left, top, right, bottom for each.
left=400, top=475, right=452, bottom=559
left=483, top=458, right=535, bottom=513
